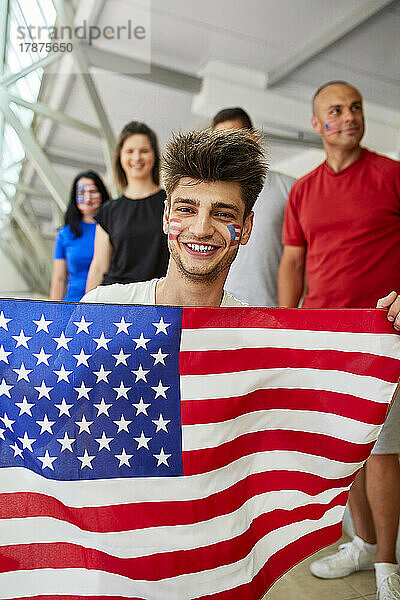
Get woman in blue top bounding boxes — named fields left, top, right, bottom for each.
left=50, top=171, right=110, bottom=301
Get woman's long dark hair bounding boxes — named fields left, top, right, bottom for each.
left=64, top=170, right=110, bottom=238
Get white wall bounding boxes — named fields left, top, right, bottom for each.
left=0, top=248, right=30, bottom=295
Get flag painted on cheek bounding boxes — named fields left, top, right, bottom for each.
left=0, top=299, right=399, bottom=599
left=76, top=185, right=101, bottom=213
left=324, top=122, right=341, bottom=136
left=227, top=223, right=241, bottom=246
left=168, top=218, right=182, bottom=240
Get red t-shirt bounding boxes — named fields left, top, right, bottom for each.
left=282, top=149, right=400, bottom=308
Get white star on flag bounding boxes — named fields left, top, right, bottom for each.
left=113, top=317, right=132, bottom=335
left=150, top=348, right=168, bottom=366
left=151, top=380, right=170, bottom=399
left=95, top=432, right=114, bottom=451
left=152, top=317, right=171, bottom=335
left=113, top=414, right=132, bottom=433
left=15, top=396, right=34, bottom=416
left=93, top=398, right=112, bottom=417
left=0, top=428, right=4, bottom=440
left=0, top=311, right=11, bottom=330
left=131, top=364, right=150, bottom=382
left=38, top=450, right=57, bottom=470
left=115, top=448, right=133, bottom=467
left=12, top=329, right=31, bottom=349
left=0, top=378, right=13, bottom=398
left=75, top=415, right=93, bottom=434
left=57, top=432, right=75, bottom=452
left=1, top=412, right=15, bottom=430
left=0, top=345, right=12, bottom=363
left=36, top=414, right=55, bottom=435
left=132, top=332, right=150, bottom=350
left=152, top=413, right=171, bottom=433
left=33, top=314, right=52, bottom=333
left=53, top=365, right=72, bottom=383
left=32, top=347, right=52, bottom=366
left=113, top=381, right=132, bottom=400
left=74, top=381, right=92, bottom=400
left=18, top=432, right=36, bottom=452
left=53, top=331, right=72, bottom=350
left=73, top=315, right=93, bottom=334
left=73, top=348, right=92, bottom=367
left=134, top=431, right=152, bottom=450
left=34, top=380, right=53, bottom=400
left=77, top=449, right=95, bottom=470
left=54, top=398, right=73, bottom=417
left=153, top=447, right=171, bottom=467
left=13, top=362, right=32, bottom=382
left=93, top=365, right=111, bottom=383
left=9, top=442, right=23, bottom=458
left=93, top=332, right=112, bottom=350
left=112, top=348, right=131, bottom=366
left=132, top=397, right=151, bottom=416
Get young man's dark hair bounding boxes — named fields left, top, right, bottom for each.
left=162, top=128, right=267, bottom=218
left=211, top=107, right=253, bottom=130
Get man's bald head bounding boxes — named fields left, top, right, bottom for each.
left=312, top=81, right=360, bottom=114
left=311, top=81, right=364, bottom=151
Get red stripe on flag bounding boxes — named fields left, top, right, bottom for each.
left=181, top=388, right=389, bottom=426
left=0, top=492, right=348, bottom=582
left=183, top=430, right=373, bottom=476
left=1, top=526, right=341, bottom=600
left=180, top=347, right=400, bottom=381
left=0, top=471, right=352, bottom=532
left=182, top=307, right=393, bottom=333
left=199, top=523, right=342, bottom=600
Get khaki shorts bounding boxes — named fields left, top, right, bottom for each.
left=372, top=387, right=400, bottom=454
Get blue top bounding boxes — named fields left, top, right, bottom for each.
left=53, top=222, right=97, bottom=301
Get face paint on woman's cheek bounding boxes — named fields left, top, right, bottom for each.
left=168, top=218, right=182, bottom=240
left=227, top=224, right=241, bottom=247
left=77, top=189, right=101, bottom=214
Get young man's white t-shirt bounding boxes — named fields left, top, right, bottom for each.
left=81, top=278, right=247, bottom=307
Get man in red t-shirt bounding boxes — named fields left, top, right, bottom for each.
left=278, top=81, right=400, bottom=600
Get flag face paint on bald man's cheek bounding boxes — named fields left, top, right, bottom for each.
left=168, top=218, right=182, bottom=240
left=324, top=122, right=341, bottom=136
left=227, top=224, right=241, bottom=246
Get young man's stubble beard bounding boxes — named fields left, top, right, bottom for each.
left=168, top=240, right=240, bottom=283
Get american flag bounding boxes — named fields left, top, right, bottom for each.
left=0, top=299, right=399, bottom=600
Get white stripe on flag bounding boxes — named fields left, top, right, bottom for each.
left=0, top=506, right=344, bottom=600
left=182, top=409, right=382, bottom=451
left=0, top=486, right=347, bottom=558
left=0, top=452, right=361, bottom=507
left=181, top=328, right=399, bottom=358
left=180, top=367, right=396, bottom=402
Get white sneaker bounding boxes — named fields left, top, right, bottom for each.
left=377, top=572, right=400, bottom=600
left=309, top=536, right=376, bottom=579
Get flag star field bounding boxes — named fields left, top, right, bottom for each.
left=0, top=301, right=183, bottom=480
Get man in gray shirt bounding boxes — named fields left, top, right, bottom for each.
left=212, top=107, right=294, bottom=306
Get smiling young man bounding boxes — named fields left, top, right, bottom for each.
left=82, top=127, right=266, bottom=307
left=278, top=81, right=400, bottom=600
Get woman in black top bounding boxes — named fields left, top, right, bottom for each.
left=85, top=121, right=168, bottom=290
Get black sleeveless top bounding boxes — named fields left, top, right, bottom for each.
left=95, top=190, right=169, bottom=285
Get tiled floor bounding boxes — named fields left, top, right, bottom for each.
left=263, top=534, right=377, bottom=600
